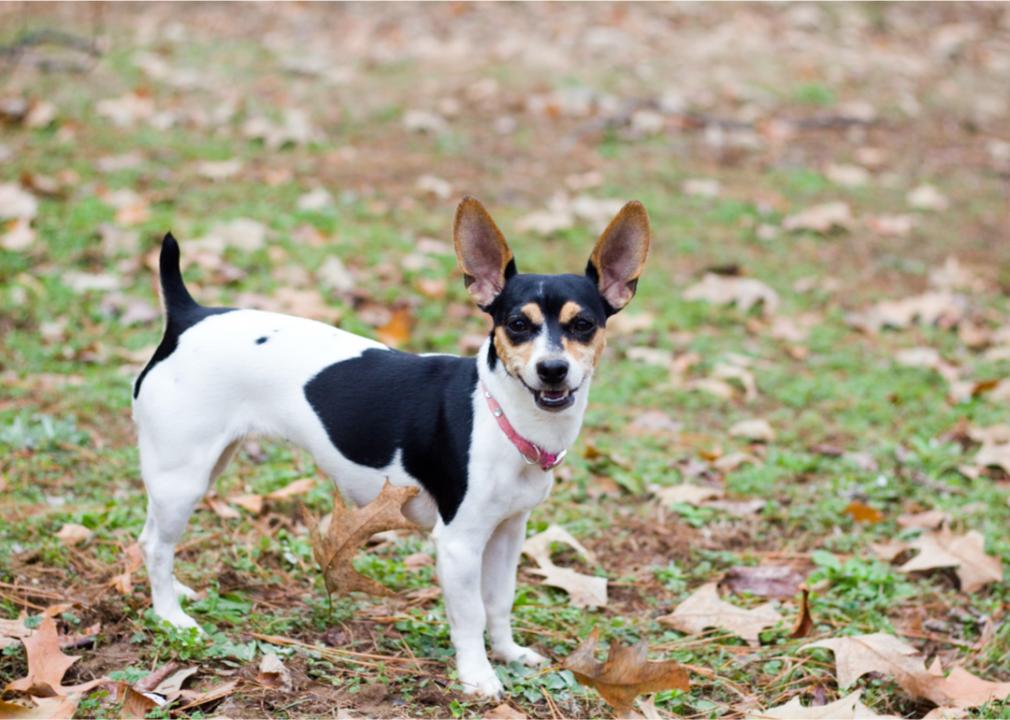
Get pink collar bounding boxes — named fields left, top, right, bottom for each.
left=481, top=382, right=567, bottom=471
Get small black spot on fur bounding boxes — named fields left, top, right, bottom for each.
left=256, top=336, right=268, bottom=345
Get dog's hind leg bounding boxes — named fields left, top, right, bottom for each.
left=138, top=438, right=236, bottom=629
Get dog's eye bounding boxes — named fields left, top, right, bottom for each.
left=506, top=318, right=530, bottom=334
left=571, top=317, right=595, bottom=334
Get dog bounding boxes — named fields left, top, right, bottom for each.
left=132, top=196, right=650, bottom=697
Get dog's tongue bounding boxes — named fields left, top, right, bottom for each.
left=542, top=389, right=567, bottom=399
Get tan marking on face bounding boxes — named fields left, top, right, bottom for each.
left=494, top=325, right=535, bottom=378
left=521, top=302, right=544, bottom=325
left=560, top=301, right=583, bottom=325
left=562, top=327, right=607, bottom=370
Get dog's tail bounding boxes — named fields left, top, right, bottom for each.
left=159, top=232, right=198, bottom=316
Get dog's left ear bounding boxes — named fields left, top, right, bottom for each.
left=454, top=196, right=515, bottom=309
left=586, top=201, right=651, bottom=314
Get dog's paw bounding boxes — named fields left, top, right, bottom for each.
left=492, top=643, right=548, bottom=667
left=155, top=607, right=203, bottom=632
left=458, top=664, right=504, bottom=699
left=172, top=577, right=198, bottom=600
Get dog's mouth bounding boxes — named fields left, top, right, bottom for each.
left=532, top=386, right=577, bottom=412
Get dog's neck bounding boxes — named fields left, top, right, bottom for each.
left=475, top=338, right=590, bottom=456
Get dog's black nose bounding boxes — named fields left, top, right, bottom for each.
left=536, top=359, right=569, bottom=384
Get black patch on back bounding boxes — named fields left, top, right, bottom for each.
left=133, top=305, right=233, bottom=398
left=256, top=336, right=268, bottom=345
left=304, top=349, right=478, bottom=524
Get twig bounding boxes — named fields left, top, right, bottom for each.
left=541, top=684, right=565, bottom=720
left=251, top=632, right=438, bottom=666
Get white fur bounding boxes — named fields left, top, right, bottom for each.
left=133, top=310, right=593, bottom=697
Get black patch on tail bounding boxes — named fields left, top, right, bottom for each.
left=133, top=233, right=233, bottom=398
left=304, top=349, right=477, bottom=524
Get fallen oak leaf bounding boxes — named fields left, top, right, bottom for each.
left=729, top=418, right=775, bottom=443
left=658, top=582, right=782, bottom=646
left=0, top=696, right=79, bottom=719
left=800, top=632, right=929, bottom=694
left=146, top=665, right=198, bottom=702
left=790, top=586, right=814, bottom=639
left=562, top=627, right=689, bottom=717
left=722, top=565, right=806, bottom=599
left=927, top=663, right=1010, bottom=709
left=897, top=510, right=949, bottom=530
left=109, top=543, right=144, bottom=596
left=175, top=678, right=240, bottom=712
left=652, top=483, right=723, bottom=507
left=55, top=523, right=92, bottom=547
left=898, top=529, right=1002, bottom=593
left=310, top=481, right=419, bottom=597
left=844, top=500, right=884, bottom=524
left=265, top=477, right=316, bottom=501
left=529, top=564, right=608, bottom=610
left=6, top=615, right=79, bottom=696
left=747, top=690, right=898, bottom=719
left=257, top=652, right=293, bottom=692
left=683, top=273, right=779, bottom=314
left=113, top=682, right=160, bottom=719
left=522, top=524, right=598, bottom=566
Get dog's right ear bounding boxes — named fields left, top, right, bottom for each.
left=453, top=196, right=515, bottom=309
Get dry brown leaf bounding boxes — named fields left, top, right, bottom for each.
left=897, top=510, right=949, bottom=530
left=175, top=679, right=240, bottom=712
left=257, top=652, right=293, bottom=692
left=844, top=501, right=884, bottom=524
left=722, top=566, right=805, bottom=599
left=113, top=682, right=159, bottom=719
left=683, top=273, right=779, bottom=314
left=907, top=184, right=949, bottom=211
left=228, top=494, right=265, bottom=514
left=529, top=565, right=608, bottom=609
left=653, top=483, right=723, bottom=507
left=627, top=410, right=681, bottom=437
left=6, top=616, right=79, bottom=696
left=898, top=529, right=1003, bottom=593
left=522, top=525, right=606, bottom=608
left=376, top=307, right=414, bottom=348
left=748, top=690, right=896, bottom=719
left=790, top=586, right=814, bottom=639
left=975, top=442, right=1010, bottom=475
left=0, top=183, right=38, bottom=220
left=0, top=696, right=79, bottom=719
left=563, top=627, right=689, bottom=716
left=782, top=201, right=853, bottom=234
left=142, top=664, right=197, bottom=701
left=522, top=524, right=597, bottom=566
left=800, top=632, right=926, bottom=691
left=847, top=292, right=968, bottom=333
left=266, top=477, right=316, bottom=501
left=110, top=543, right=144, bottom=596
left=55, top=523, right=92, bottom=547
left=658, top=582, right=782, bottom=646
left=870, top=540, right=909, bottom=563
left=928, top=664, right=1010, bottom=709
left=310, top=481, right=418, bottom=597
left=485, top=703, right=529, bottom=719
left=729, top=418, right=775, bottom=443
left=204, top=495, right=240, bottom=520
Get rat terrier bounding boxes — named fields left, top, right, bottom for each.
left=133, top=197, right=650, bottom=697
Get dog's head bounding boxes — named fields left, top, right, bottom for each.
left=454, top=196, right=650, bottom=412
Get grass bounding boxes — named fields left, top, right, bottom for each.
left=2, top=4, right=1010, bottom=719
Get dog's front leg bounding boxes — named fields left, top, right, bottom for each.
left=483, top=513, right=548, bottom=667
left=437, top=529, right=503, bottom=698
